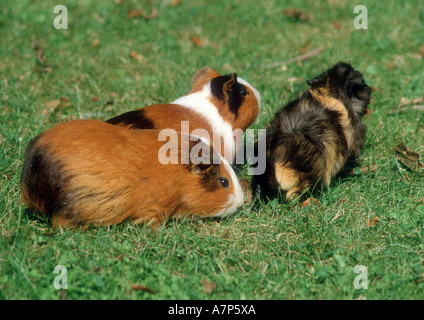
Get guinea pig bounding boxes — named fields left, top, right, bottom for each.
left=252, top=62, right=372, bottom=200
left=106, top=67, right=261, bottom=163
left=20, top=120, right=244, bottom=229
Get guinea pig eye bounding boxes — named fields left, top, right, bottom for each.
left=240, top=85, right=248, bottom=97
left=219, top=177, right=230, bottom=189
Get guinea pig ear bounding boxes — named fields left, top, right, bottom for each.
left=192, top=66, right=221, bottom=89
left=345, top=73, right=372, bottom=106
left=185, top=138, right=216, bottom=176
left=223, top=73, right=237, bottom=102
left=188, top=162, right=215, bottom=176
left=306, top=71, right=328, bottom=89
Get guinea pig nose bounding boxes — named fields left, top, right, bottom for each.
left=219, top=177, right=230, bottom=189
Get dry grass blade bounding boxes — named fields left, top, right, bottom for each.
left=265, top=47, right=325, bottom=68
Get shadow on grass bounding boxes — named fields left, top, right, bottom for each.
left=246, top=156, right=364, bottom=211
left=22, top=207, right=52, bottom=226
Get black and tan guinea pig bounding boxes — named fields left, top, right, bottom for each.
left=106, top=66, right=261, bottom=163
left=20, top=120, right=244, bottom=229
left=252, top=62, right=372, bottom=200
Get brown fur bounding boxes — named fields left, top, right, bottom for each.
left=106, top=67, right=260, bottom=162
left=190, top=66, right=221, bottom=93
left=20, top=120, right=243, bottom=229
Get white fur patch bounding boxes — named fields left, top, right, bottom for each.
left=213, top=153, right=244, bottom=217
left=172, top=82, right=236, bottom=161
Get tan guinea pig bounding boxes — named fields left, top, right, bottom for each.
left=106, top=67, right=261, bottom=163
left=20, top=120, right=244, bottom=229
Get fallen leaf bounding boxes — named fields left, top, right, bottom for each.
left=131, top=284, right=155, bottom=294
left=43, top=98, right=72, bottom=115
left=31, top=41, right=52, bottom=73
left=365, top=107, right=373, bottom=117
left=301, top=197, right=321, bottom=208
left=362, top=164, right=379, bottom=174
left=282, top=8, right=312, bottom=21
left=129, top=50, right=145, bottom=62
left=46, top=99, right=61, bottom=110
left=92, top=39, right=101, bottom=47
left=200, top=280, right=216, bottom=294
left=127, top=8, right=158, bottom=20
left=114, top=0, right=124, bottom=4
left=299, top=40, right=310, bottom=54
left=60, top=97, right=72, bottom=109
left=31, top=41, right=48, bottom=66
left=415, top=274, right=424, bottom=283
left=144, top=8, right=159, bottom=19
left=191, top=35, right=204, bottom=48
left=171, top=0, right=181, bottom=6
left=420, top=46, right=424, bottom=56
left=395, top=142, right=424, bottom=173
left=367, top=216, right=379, bottom=227
left=127, top=10, right=144, bottom=19
left=333, top=21, right=341, bottom=30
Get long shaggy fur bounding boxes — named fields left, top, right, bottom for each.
left=252, top=62, right=372, bottom=200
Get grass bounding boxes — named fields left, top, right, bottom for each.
left=1, top=0, right=423, bottom=300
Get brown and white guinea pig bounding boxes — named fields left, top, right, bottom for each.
left=106, top=67, right=261, bottom=163
left=20, top=120, right=244, bottom=229
left=252, top=62, right=372, bottom=200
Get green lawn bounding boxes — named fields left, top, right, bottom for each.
left=1, top=0, right=423, bottom=300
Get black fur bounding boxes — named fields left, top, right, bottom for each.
left=210, top=73, right=248, bottom=117
left=20, top=134, right=70, bottom=216
left=106, top=109, right=156, bottom=129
